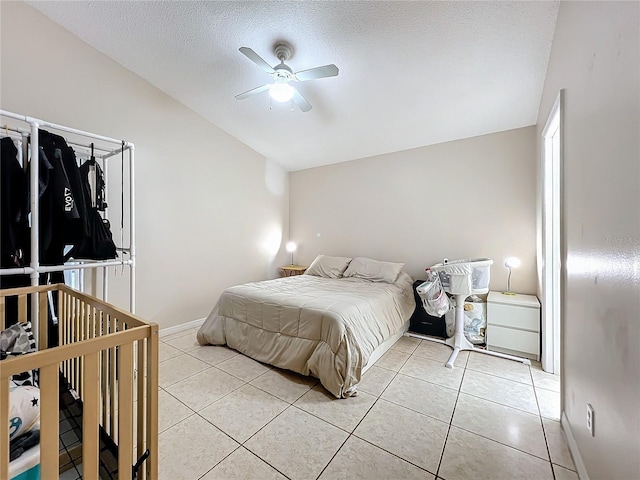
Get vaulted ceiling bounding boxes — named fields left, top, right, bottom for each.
left=28, top=1, right=559, bottom=171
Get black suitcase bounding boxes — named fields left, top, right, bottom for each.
left=409, top=279, right=447, bottom=338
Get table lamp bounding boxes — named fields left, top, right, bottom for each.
left=286, top=241, right=297, bottom=266
left=503, top=256, right=521, bottom=295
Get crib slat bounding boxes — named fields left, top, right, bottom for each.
left=17, top=294, right=27, bottom=323
left=0, top=373, right=9, bottom=480
left=39, top=291, right=48, bottom=350
left=62, top=292, right=69, bottom=377
left=118, top=341, right=134, bottom=480
left=101, top=311, right=109, bottom=433
left=0, top=295, right=5, bottom=330
left=74, top=297, right=80, bottom=392
left=79, top=300, right=85, bottom=399
left=83, top=351, right=100, bottom=480
left=91, top=306, right=97, bottom=340
left=110, top=317, right=118, bottom=439
left=40, top=363, right=60, bottom=475
left=60, top=292, right=66, bottom=378
left=136, top=339, right=147, bottom=479
left=147, top=325, right=159, bottom=480
left=69, top=297, right=76, bottom=387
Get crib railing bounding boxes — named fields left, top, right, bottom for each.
left=0, top=284, right=158, bottom=480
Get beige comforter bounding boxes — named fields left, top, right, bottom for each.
left=197, top=272, right=415, bottom=398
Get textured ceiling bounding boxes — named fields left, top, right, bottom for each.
left=28, top=1, right=559, bottom=171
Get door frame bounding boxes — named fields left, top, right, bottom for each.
left=541, top=90, right=564, bottom=375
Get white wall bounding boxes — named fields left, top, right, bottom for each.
left=0, top=2, right=289, bottom=328
left=290, top=126, right=537, bottom=293
left=536, top=2, right=640, bottom=479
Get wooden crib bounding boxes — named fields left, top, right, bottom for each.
left=1, top=284, right=158, bottom=480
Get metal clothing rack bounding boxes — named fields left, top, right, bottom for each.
left=0, top=109, right=136, bottom=346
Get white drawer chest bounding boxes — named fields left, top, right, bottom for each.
left=486, top=291, right=541, bottom=361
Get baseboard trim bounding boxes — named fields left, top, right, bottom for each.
left=160, top=317, right=206, bottom=338
left=561, top=411, right=590, bottom=480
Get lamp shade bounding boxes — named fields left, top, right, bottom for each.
left=504, top=257, right=521, bottom=269
left=286, top=241, right=297, bottom=253
left=503, top=256, right=520, bottom=295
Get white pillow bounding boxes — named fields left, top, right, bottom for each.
left=304, top=255, right=352, bottom=279
left=342, top=257, right=405, bottom=283
left=9, top=385, right=40, bottom=440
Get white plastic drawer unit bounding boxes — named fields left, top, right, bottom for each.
left=486, top=291, right=541, bottom=360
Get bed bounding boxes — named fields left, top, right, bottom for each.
left=1, top=284, right=159, bottom=480
left=197, top=256, right=415, bottom=398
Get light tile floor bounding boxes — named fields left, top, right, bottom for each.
left=157, top=330, right=576, bottom=480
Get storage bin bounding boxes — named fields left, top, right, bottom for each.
left=417, top=275, right=451, bottom=317
left=409, top=280, right=446, bottom=338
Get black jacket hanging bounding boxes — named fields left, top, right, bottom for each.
left=0, top=137, right=30, bottom=321
left=0, top=137, right=29, bottom=268
left=37, top=130, right=89, bottom=265
left=67, top=159, right=117, bottom=261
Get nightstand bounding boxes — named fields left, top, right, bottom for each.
left=486, top=291, right=541, bottom=360
left=280, top=265, right=307, bottom=277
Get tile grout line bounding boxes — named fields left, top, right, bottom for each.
left=243, top=446, right=293, bottom=480
left=182, top=348, right=239, bottom=366
left=350, top=433, right=438, bottom=477
left=454, top=358, right=559, bottom=475
left=233, top=384, right=315, bottom=446
left=194, top=369, right=320, bottom=454
left=339, top=345, right=443, bottom=479
left=161, top=350, right=269, bottom=390
left=464, top=365, right=535, bottom=386
left=195, top=443, right=292, bottom=480
left=249, top=379, right=319, bottom=405
left=313, top=434, right=351, bottom=480
left=454, top=389, right=541, bottom=416
left=533, top=365, right=559, bottom=480
left=242, top=344, right=409, bottom=480
left=194, top=442, right=242, bottom=480
left=347, top=342, right=451, bottom=478
left=449, top=422, right=555, bottom=464
left=434, top=351, right=469, bottom=479
left=158, top=358, right=213, bottom=388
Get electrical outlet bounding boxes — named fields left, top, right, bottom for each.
left=587, top=404, right=595, bottom=436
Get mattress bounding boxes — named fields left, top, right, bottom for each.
left=197, top=272, right=415, bottom=398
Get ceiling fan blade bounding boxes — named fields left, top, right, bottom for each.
left=235, top=84, right=271, bottom=100
left=291, top=88, right=312, bottom=112
left=239, top=47, right=275, bottom=74
left=294, top=64, right=339, bottom=82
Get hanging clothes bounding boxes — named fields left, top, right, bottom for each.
left=1, top=137, right=30, bottom=325
left=68, top=158, right=117, bottom=260
left=22, top=145, right=54, bottom=264
left=37, top=130, right=90, bottom=265
left=0, top=137, right=29, bottom=268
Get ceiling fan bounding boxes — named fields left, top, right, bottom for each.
left=235, top=43, right=339, bottom=112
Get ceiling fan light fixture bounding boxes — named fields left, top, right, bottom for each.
left=269, top=82, right=294, bottom=102
left=237, top=45, right=337, bottom=112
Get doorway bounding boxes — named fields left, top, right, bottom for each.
left=541, top=91, right=563, bottom=374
